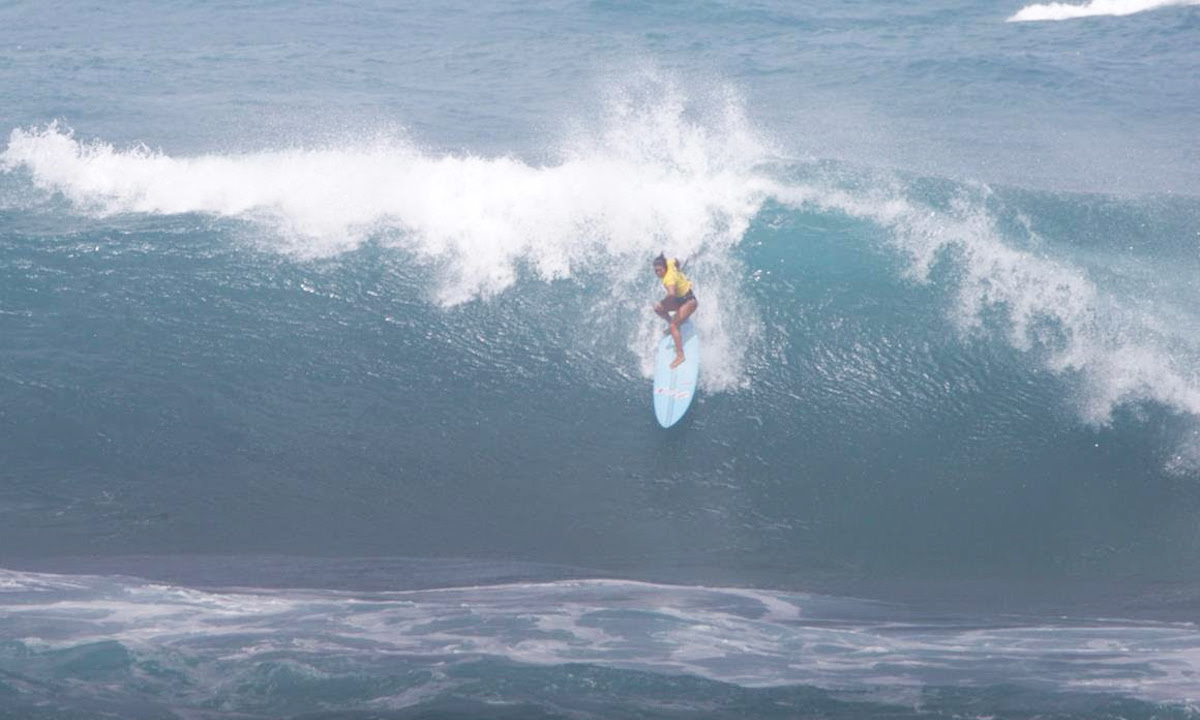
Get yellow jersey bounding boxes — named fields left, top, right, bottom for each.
left=660, top=259, right=692, bottom=298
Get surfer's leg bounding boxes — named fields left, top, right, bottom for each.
left=675, top=297, right=697, bottom=325
left=656, top=297, right=680, bottom=334
left=668, top=298, right=696, bottom=369
left=668, top=321, right=685, bottom=368
left=654, top=299, right=672, bottom=323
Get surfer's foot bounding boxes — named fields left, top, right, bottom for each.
left=670, top=353, right=685, bottom=369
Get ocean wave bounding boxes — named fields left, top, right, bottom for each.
left=7, top=82, right=1200, bottom=455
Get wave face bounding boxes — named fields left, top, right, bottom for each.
left=3, top=0, right=1200, bottom=716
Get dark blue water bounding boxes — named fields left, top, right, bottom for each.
left=3, top=0, right=1200, bottom=717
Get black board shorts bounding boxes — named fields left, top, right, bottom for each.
left=664, top=290, right=696, bottom=310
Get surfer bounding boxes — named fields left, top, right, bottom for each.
left=653, top=253, right=697, bottom=369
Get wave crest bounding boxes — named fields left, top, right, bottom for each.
left=1007, top=0, right=1200, bottom=22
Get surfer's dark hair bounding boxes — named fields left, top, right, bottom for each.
left=653, top=253, right=667, bottom=268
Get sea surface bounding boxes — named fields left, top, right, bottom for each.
left=3, top=1, right=1200, bottom=717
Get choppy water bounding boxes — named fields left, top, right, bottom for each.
left=3, top=0, right=1200, bottom=717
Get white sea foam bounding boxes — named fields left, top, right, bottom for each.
left=2, top=570, right=1199, bottom=704
left=0, top=74, right=774, bottom=392
left=0, top=568, right=90, bottom=593
left=1007, top=0, right=1200, bottom=22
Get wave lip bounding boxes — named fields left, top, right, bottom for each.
left=1007, top=0, right=1200, bottom=22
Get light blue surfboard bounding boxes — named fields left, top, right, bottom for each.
left=653, top=320, right=700, bottom=428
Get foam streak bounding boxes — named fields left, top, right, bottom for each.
left=1007, top=0, right=1200, bottom=22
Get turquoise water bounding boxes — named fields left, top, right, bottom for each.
left=3, top=0, right=1200, bottom=717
